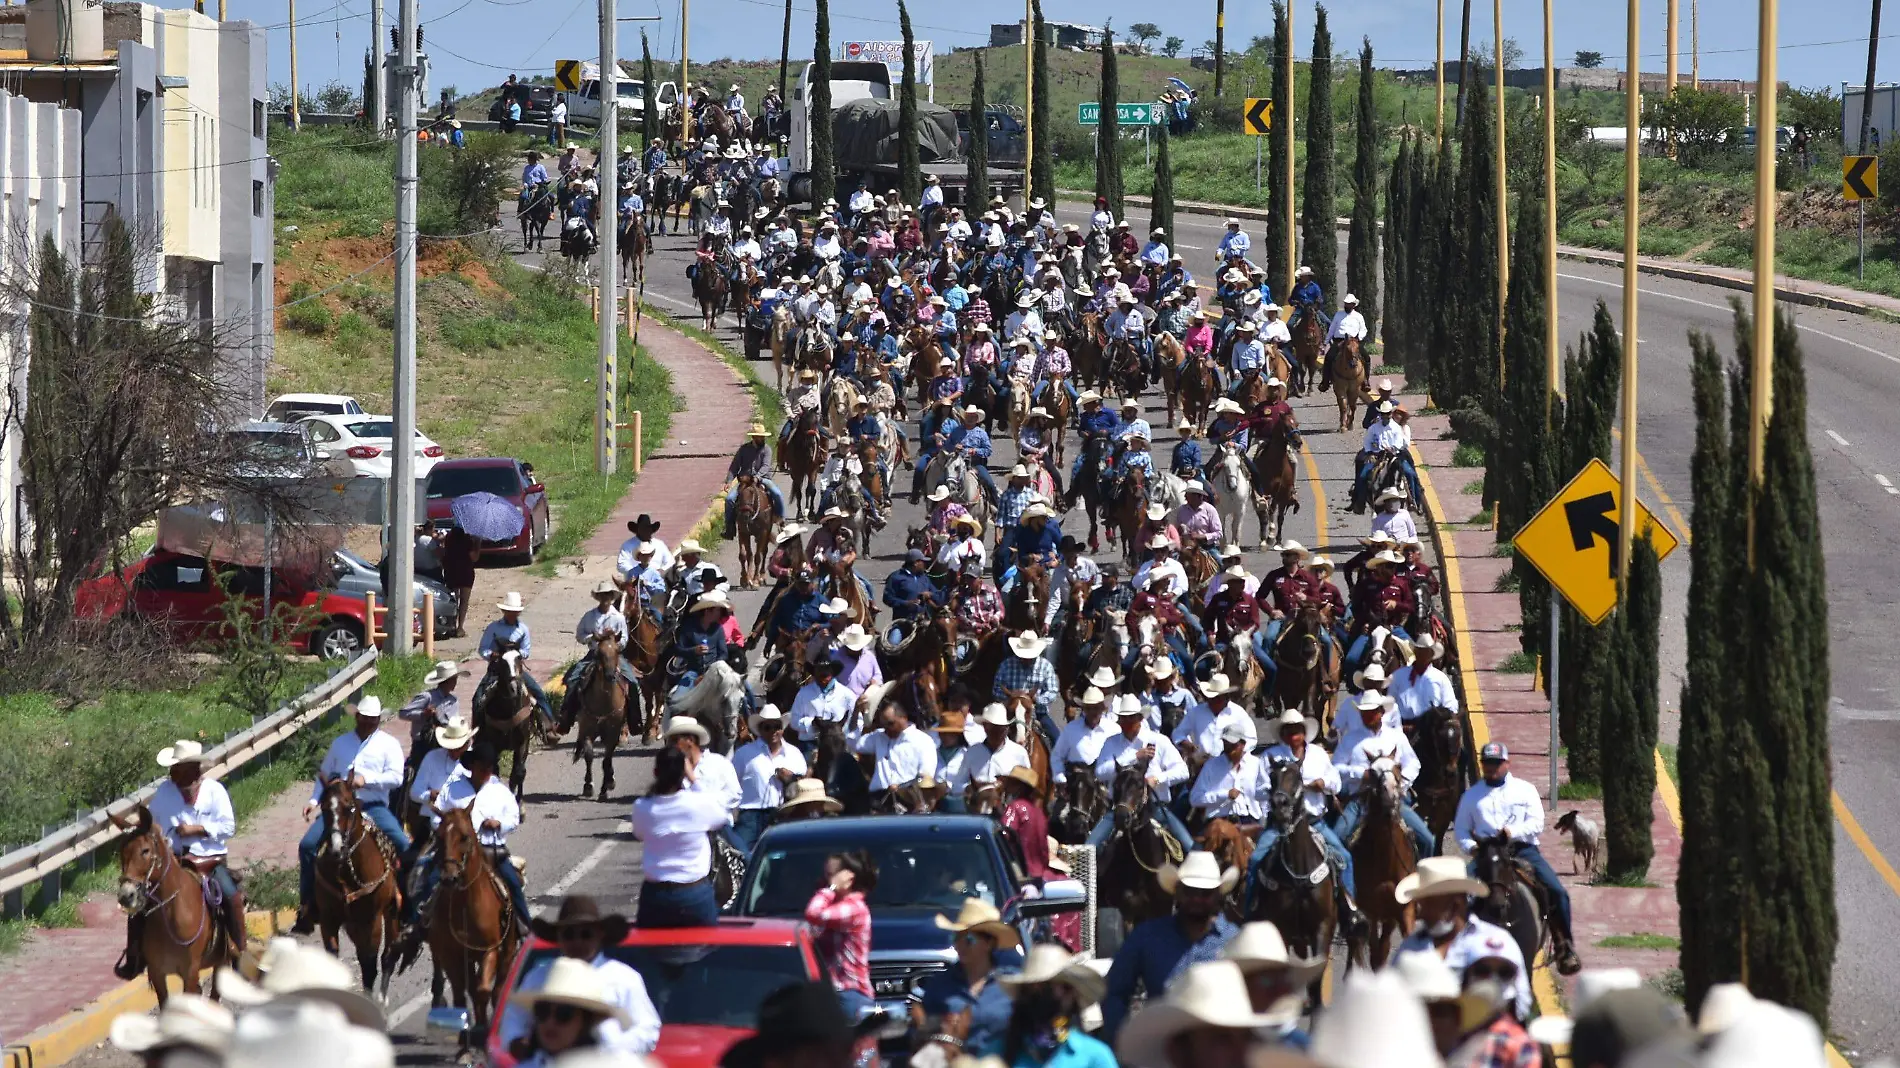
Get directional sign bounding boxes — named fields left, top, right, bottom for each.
left=1242, top=97, right=1272, bottom=135
left=1844, top=154, right=1878, bottom=201
left=1511, top=458, right=1681, bottom=625
left=1078, top=101, right=1163, bottom=126
left=554, top=59, right=582, bottom=93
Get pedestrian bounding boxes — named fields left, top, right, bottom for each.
left=913, top=898, right=1022, bottom=1056
left=804, top=849, right=878, bottom=1019
left=550, top=92, right=569, bottom=146
left=996, top=944, right=1116, bottom=1068
left=508, top=957, right=630, bottom=1068
left=629, top=746, right=731, bottom=927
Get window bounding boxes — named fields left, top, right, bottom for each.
left=305, top=421, right=342, bottom=444
left=253, top=99, right=265, bottom=138
left=253, top=180, right=263, bottom=217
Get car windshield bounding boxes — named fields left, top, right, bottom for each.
left=425, top=466, right=519, bottom=498
left=513, top=943, right=809, bottom=1029
left=267, top=400, right=343, bottom=420
left=223, top=429, right=306, bottom=463
left=744, top=838, right=999, bottom=917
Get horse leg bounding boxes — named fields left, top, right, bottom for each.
left=580, top=740, right=595, bottom=798
left=378, top=905, right=400, bottom=999
left=601, top=735, right=617, bottom=798
left=432, top=958, right=448, bottom=1008
left=511, top=740, right=528, bottom=798
left=148, top=959, right=171, bottom=1009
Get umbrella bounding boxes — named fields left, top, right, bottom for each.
left=450, top=492, right=526, bottom=542
left=1167, top=77, right=1195, bottom=97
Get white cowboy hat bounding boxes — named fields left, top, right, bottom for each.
left=1373, top=549, right=1407, bottom=566
left=1222, top=921, right=1328, bottom=986
left=1297, top=265, right=1314, bottom=276
left=776, top=522, right=807, bottom=544
left=1015, top=291, right=1037, bottom=308
left=1377, top=399, right=1397, bottom=413
left=1702, top=1000, right=1826, bottom=1068
left=1007, top=630, right=1048, bottom=658
left=351, top=696, right=388, bottom=720
left=156, top=739, right=206, bottom=767
left=1310, top=970, right=1444, bottom=1068
left=1394, top=856, right=1491, bottom=904
left=110, top=993, right=235, bottom=1054
left=1266, top=376, right=1286, bottom=389
left=512, top=956, right=634, bottom=1028
left=1343, top=293, right=1359, bottom=305
left=1145, top=502, right=1168, bottom=522
left=932, top=897, right=1022, bottom=949
left=1263, top=302, right=1282, bottom=314
left=1118, top=961, right=1300, bottom=1068
left=1079, top=389, right=1103, bottom=404
left=961, top=404, right=985, bottom=419
left=434, top=716, right=475, bottom=749
left=926, top=485, right=952, bottom=503
left=1000, top=944, right=1108, bottom=1007
left=1213, top=397, right=1244, bottom=415
left=1223, top=563, right=1248, bottom=579
left=424, top=660, right=468, bottom=686
left=1273, top=539, right=1309, bottom=557
left=222, top=1001, right=393, bottom=1068
left=1394, top=950, right=1463, bottom=1002
left=1200, top=672, right=1237, bottom=697
left=818, top=596, right=851, bottom=616
left=1311, top=554, right=1336, bottom=572
left=1078, top=685, right=1108, bottom=706
left=216, top=940, right=387, bottom=1029
left=1146, top=533, right=1174, bottom=551
left=1086, top=665, right=1120, bottom=690
left=1149, top=658, right=1176, bottom=680
left=749, top=704, right=787, bottom=735
left=1376, top=486, right=1408, bottom=503
left=1354, top=689, right=1395, bottom=716
left=1028, top=406, right=1053, bottom=420
left=1023, top=502, right=1053, bottom=520
left=1010, top=464, right=1031, bottom=478
left=663, top=717, right=712, bottom=746
left=677, top=538, right=706, bottom=555
left=1157, top=850, right=1241, bottom=895
left=1113, top=693, right=1146, bottom=718
left=837, top=624, right=874, bottom=652
left=975, top=703, right=1014, bottom=728
left=1242, top=290, right=1263, bottom=306
left=689, top=590, right=733, bottom=614
left=1236, top=321, right=1258, bottom=333
left=1353, top=662, right=1389, bottom=689
left=496, top=591, right=526, bottom=612
left=820, top=505, right=850, bottom=521
left=779, top=778, right=843, bottom=814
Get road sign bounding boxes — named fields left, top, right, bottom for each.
left=1844, top=154, right=1878, bottom=201
left=554, top=59, right=582, bottom=92
left=1511, top=458, right=1681, bottom=625
left=1242, top=97, right=1272, bottom=135
left=1078, top=101, right=1163, bottom=126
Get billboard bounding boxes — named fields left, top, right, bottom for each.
left=841, top=40, right=934, bottom=85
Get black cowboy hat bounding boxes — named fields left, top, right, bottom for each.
left=464, top=739, right=503, bottom=769
left=627, top=514, right=662, bottom=533
left=720, top=982, right=884, bottom=1068
left=811, top=657, right=843, bottom=677
left=528, top=894, right=632, bottom=944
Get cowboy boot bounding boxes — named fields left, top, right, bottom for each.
left=113, top=914, right=146, bottom=979
left=1337, top=884, right=1368, bottom=939
left=290, top=904, right=317, bottom=935
left=223, top=891, right=249, bottom=957
left=1554, top=932, right=1583, bottom=975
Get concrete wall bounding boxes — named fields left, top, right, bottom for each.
left=216, top=18, right=271, bottom=414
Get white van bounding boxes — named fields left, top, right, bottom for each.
left=567, top=66, right=678, bottom=129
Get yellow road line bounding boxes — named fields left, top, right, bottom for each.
left=1654, top=749, right=1682, bottom=829
left=1834, top=791, right=1900, bottom=899
left=1608, top=429, right=1694, bottom=546
left=1296, top=441, right=1330, bottom=550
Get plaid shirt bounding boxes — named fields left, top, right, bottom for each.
left=1451, top=1014, right=1542, bottom=1068
left=994, top=652, right=1060, bottom=711
left=963, top=297, right=993, bottom=326
left=955, top=579, right=1004, bottom=637
left=997, top=486, right=1036, bottom=530
left=804, top=888, right=873, bottom=999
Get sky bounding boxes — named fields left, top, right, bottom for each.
left=249, top=0, right=1889, bottom=106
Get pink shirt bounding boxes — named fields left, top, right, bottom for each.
left=1185, top=323, right=1215, bottom=356
left=805, top=887, right=873, bottom=998
left=1173, top=501, right=1223, bottom=544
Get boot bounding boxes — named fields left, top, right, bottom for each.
left=1554, top=934, right=1583, bottom=975
left=1338, top=887, right=1368, bottom=939
left=113, top=915, right=146, bottom=979
left=223, top=893, right=249, bottom=957
left=290, top=904, right=317, bottom=935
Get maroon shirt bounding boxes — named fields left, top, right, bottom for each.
left=1261, top=565, right=1323, bottom=616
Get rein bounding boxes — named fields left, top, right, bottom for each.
left=130, top=836, right=209, bottom=948
left=317, top=801, right=396, bottom=904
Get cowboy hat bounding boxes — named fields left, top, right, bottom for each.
left=424, top=660, right=468, bottom=686
left=351, top=696, right=388, bottom=719
left=216, top=940, right=387, bottom=1029
left=1526, top=968, right=1650, bottom=1046
left=1222, top=563, right=1248, bottom=579
left=663, top=717, right=712, bottom=746
left=1373, top=549, right=1407, bottom=566
left=1117, top=961, right=1301, bottom=1068
left=1311, top=554, right=1336, bottom=572
left=677, top=538, right=706, bottom=555
left=1200, top=672, right=1237, bottom=697
left=1084, top=665, right=1120, bottom=691
left=749, top=704, right=787, bottom=735
left=1376, top=486, right=1407, bottom=503
left=156, top=739, right=206, bottom=767
left=1394, top=855, right=1491, bottom=904
left=817, top=596, right=851, bottom=616
left=434, top=716, right=476, bottom=750
left=592, top=578, right=619, bottom=597
left=1149, top=657, right=1176, bottom=681
left=689, top=590, right=733, bottom=614
left=1146, top=533, right=1174, bottom=551
left=776, top=522, right=808, bottom=543
left=1157, top=850, right=1241, bottom=895
left=1077, top=685, right=1108, bottom=707
left=1185, top=481, right=1209, bottom=496
left=1213, top=397, right=1244, bottom=415
left=1145, top=502, right=1168, bottom=522
left=1002, top=764, right=1040, bottom=792
left=820, top=506, right=849, bottom=521
left=1702, top=1000, right=1826, bottom=1068
left=1296, top=265, right=1314, bottom=277
left=777, top=778, right=842, bottom=814
left=1352, top=662, right=1389, bottom=690
left=496, top=591, right=526, bottom=612
left=1274, top=707, right=1319, bottom=739
left=954, top=515, right=984, bottom=535
left=512, top=957, right=634, bottom=1028
left=1000, top=944, right=1107, bottom=1006
left=1353, top=689, right=1395, bottom=717
left=976, top=702, right=1014, bottom=729
left=1310, top=969, right=1444, bottom=1068
left=1394, top=949, right=1464, bottom=1002
left=934, top=897, right=1022, bottom=949
left=109, top=993, right=234, bottom=1054
left=1343, top=293, right=1359, bottom=305
left=1221, top=921, right=1328, bottom=987
left=222, top=1001, right=393, bottom=1068
left=1377, top=399, right=1397, bottom=413
left=926, top=485, right=952, bottom=502
left=1273, top=540, right=1309, bottom=558
left=1078, top=389, right=1103, bottom=404
left=1236, top=321, right=1258, bottom=333
left=1023, top=502, right=1053, bottom=520
left=528, top=894, right=632, bottom=945
left=837, top=624, right=875, bottom=652
left=1112, top=693, right=1146, bottom=719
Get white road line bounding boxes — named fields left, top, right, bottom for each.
left=1877, top=474, right=1899, bottom=495
left=1175, top=243, right=1204, bottom=250
left=1559, top=270, right=1900, bottom=364
left=1828, top=429, right=1852, bottom=447
left=388, top=993, right=431, bottom=1029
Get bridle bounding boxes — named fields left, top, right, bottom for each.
left=124, top=828, right=207, bottom=947
left=317, top=786, right=394, bottom=904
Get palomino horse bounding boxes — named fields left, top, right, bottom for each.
left=1329, top=337, right=1366, bottom=432
left=1273, top=601, right=1340, bottom=736
left=779, top=409, right=827, bottom=519
left=769, top=305, right=797, bottom=394
left=824, top=376, right=861, bottom=438
left=1177, top=351, right=1220, bottom=433
left=734, top=478, right=775, bottom=590
left=426, top=805, right=522, bottom=1045
left=313, top=778, right=402, bottom=997
left=113, top=805, right=238, bottom=1006
left=1250, top=423, right=1302, bottom=548
left=1209, top=442, right=1254, bottom=550
left=1290, top=312, right=1325, bottom=396
left=1472, top=831, right=1549, bottom=971
left=1411, top=704, right=1469, bottom=852
left=1196, top=818, right=1255, bottom=922
left=1099, top=766, right=1180, bottom=935
left=1047, top=762, right=1110, bottom=845
left=1350, top=760, right=1419, bottom=968
left=571, top=631, right=627, bottom=800
left=1248, top=758, right=1338, bottom=1004
left=475, top=644, right=537, bottom=798
left=1045, top=382, right=1075, bottom=465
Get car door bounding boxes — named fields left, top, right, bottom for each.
left=130, top=554, right=218, bottom=640
left=304, top=419, right=344, bottom=465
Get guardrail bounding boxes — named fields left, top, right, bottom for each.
left=0, top=649, right=381, bottom=909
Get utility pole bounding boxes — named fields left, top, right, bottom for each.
left=681, top=0, right=692, bottom=146
left=1214, top=0, right=1226, bottom=98
left=1618, top=0, right=1640, bottom=588
left=1494, top=0, right=1507, bottom=387
left=289, top=0, right=302, bottom=129
left=1747, top=0, right=1778, bottom=561
left=1543, top=0, right=1558, bottom=416
left=388, top=0, right=420, bottom=652
left=599, top=0, right=620, bottom=476
left=1284, top=0, right=1295, bottom=296
left=1691, top=0, right=1699, bottom=86
left=1435, top=0, right=1445, bottom=141
left=1024, top=0, right=1034, bottom=201
left=371, top=0, right=386, bottom=133
left=1861, top=0, right=1883, bottom=153
left=1667, top=0, right=1678, bottom=90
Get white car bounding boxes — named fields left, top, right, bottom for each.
left=265, top=393, right=366, bottom=422
left=300, top=414, right=445, bottom=479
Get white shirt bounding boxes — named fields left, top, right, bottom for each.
left=1398, top=918, right=1533, bottom=1020
left=937, top=535, right=988, bottom=575
left=1260, top=319, right=1292, bottom=346
left=947, top=218, right=972, bottom=241
left=1091, top=208, right=1115, bottom=231
left=552, top=101, right=568, bottom=124
left=1132, top=558, right=1189, bottom=599
left=1389, top=664, right=1458, bottom=722
left=1171, top=700, right=1257, bottom=756
left=1260, top=742, right=1342, bottom=819
left=1328, top=309, right=1368, bottom=341
left=951, top=738, right=1030, bottom=792
left=734, top=738, right=809, bottom=809
left=855, top=728, right=937, bottom=790
left=617, top=535, right=675, bottom=577
left=435, top=776, right=520, bottom=847
left=1335, top=724, right=1422, bottom=794
left=849, top=189, right=876, bottom=212
left=1454, top=773, right=1547, bottom=852
left=409, top=748, right=471, bottom=824
left=1117, top=417, right=1153, bottom=443
left=1190, top=752, right=1267, bottom=821
left=690, top=750, right=743, bottom=812
left=731, top=237, right=763, bottom=262
left=148, top=779, right=235, bottom=857
left=1371, top=507, right=1419, bottom=544
left=577, top=605, right=629, bottom=646
left=1363, top=419, right=1408, bottom=453
left=1049, top=717, right=1114, bottom=781
left=1140, top=240, right=1170, bottom=265
left=813, top=234, right=841, bottom=260
left=312, top=728, right=405, bottom=807
left=629, top=790, right=730, bottom=883
left=788, top=680, right=857, bottom=739
left=501, top=952, right=661, bottom=1056
left=1094, top=727, right=1190, bottom=801
left=921, top=183, right=944, bottom=207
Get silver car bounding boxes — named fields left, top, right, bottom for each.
left=330, top=549, right=460, bottom=638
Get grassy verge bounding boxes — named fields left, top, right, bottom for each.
left=1497, top=650, right=1535, bottom=673
left=1558, top=781, right=1603, bottom=801
left=1597, top=932, right=1681, bottom=951
left=1657, top=741, right=1679, bottom=789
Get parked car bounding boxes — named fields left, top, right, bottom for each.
left=74, top=549, right=377, bottom=659
left=423, top=457, right=549, bottom=563
left=733, top=816, right=1086, bottom=1046
left=484, top=919, right=868, bottom=1068
left=298, top=414, right=445, bottom=479
left=265, top=393, right=366, bottom=422
left=219, top=421, right=355, bottom=481
left=488, top=85, right=556, bottom=125
left=568, top=74, right=679, bottom=129
left=329, top=549, right=458, bottom=637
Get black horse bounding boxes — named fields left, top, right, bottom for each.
left=1065, top=434, right=1114, bottom=553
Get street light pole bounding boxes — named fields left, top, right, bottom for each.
left=597, top=0, right=620, bottom=475
left=1618, top=0, right=1640, bottom=588
left=1494, top=0, right=1507, bottom=388
left=1543, top=0, right=1558, bottom=419
left=1284, top=0, right=1296, bottom=296
left=1748, top=0, right=1778, bottom=562
left=388, top=0, right=420, bottom=652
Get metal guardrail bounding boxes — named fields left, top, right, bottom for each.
left=0, top=649, right=381, bottom=903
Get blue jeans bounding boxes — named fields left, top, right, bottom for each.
left=1358, top=454, right=1421, bottom=507
left=563, top=653, right=636, bottom=690
left=1343, top=628, right=1412, bottom=676
left=732, top=808, right=774, bottom=854
left=1335, top=796, right=1436, bottom=860
left=1247, top=819, right=1355, bottom=908
left=1086, top=803, right=1193, bottom=856
left=1261, top=619, right=1335, bottom=663
left=1502, top=845, right=1574, bottom=942
left=637, top=877, right=719, bottom=927
left=521, top=671, right=553, bottom=723
left=726, top=481, right=787, bottom=522
left=300, top=800, right=411, bottom=908
left=405, top=846, right=531, bottom=924
left=1032, top=380, right=1080, bottom=406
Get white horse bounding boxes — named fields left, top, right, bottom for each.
left=1150, top=471, right=1188, bottom=514
left=1210, top=443, right=1255, bottom=549
left=666, top=660, right=748, bottom=755
left=923, top=450, right=994, bottom=531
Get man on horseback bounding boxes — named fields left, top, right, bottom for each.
left=404, top=740, right=533, bottom=943
left=1171, top=420, right=1204, bottom=481
left=1354, top=402, right=1417, bottom=513
left=398, top=659, right=466, bottom=776
left=994, top=630, right=1061, bottom=742
left=1226, top=321, right=1266, bottom=399
left=1050, top=687, right=1115, bottom=783
left=1098, top=849, right=1239, bottom=1044
left=778, top=369, right=823, bottom=456
left=1455, top=743, right=1582, bottom=974
left=558, top=580, right=637, bottom=730
left=723, top=423, right=787, bottom=540
left=1087, top=696, right=1195, bottom=855
left=1389, top=636, right=1457, bottom=731
left=1319, top=293, right=1370, bottom=393
left=1173, top=674, right=1257, bottom=757
left=293, top=696, right=409, bottom=934
left=1285, top=266, right=1329, bottom=337
left=479, top=592, right=554, bottom=729
left=1393, top=858, right=1533, bottom=1018
left=669, top=590, right=734, bottom=691
left=1372, top=487, right=1420, bottom=544
left=1250, top=710, right=1360, bottom=924
left=950, top=702, right=1031, bottom=794
left=1258, top=542, right=1334, bottom=666
left=1106, top=296, right=1153, bottom=378
left=118, top=740, right=244, bottom=978
left=1333, top=694, right=1437, bottom=861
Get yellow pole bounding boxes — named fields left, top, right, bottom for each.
left=288, top=0, right=301, bottom=129
left=1494, top=0, right=1507, bottom=389
left=422, top=592, right=435, bottom=659
left=1692, top=0, right=1700, bottom=87
left=1544, top=0, right=1559, bottom=419
left=1667, top=0, right=1679, bottom=90
left=1748, top=0, right=1777, bottom=552
left=1285, top=0, right=1296, bottom=298
left=1435, top=0, right=1446, bottom=141
left=681, top=0, right=692, bottom=146
left=1618, top=0, right=1640, bottom=588
left=1024, top=0, right=1034, bottom=207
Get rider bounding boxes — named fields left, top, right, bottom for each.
left=1227, top=320, right=1266, bottom=394
left=1105, top=296, right=1152, bottom=377
left=950, top=702, right=1032, bottom=796
left=669, top=589, right=734, bottom=689
left=397, top=659, right=466, bottom=775
left=1354, top=401, right=1411, bottom=511
left=882, top=548, right=943, bottom=621
left=558, top=580, right=635, bottom=729
left=938, top=404, right=1001, bottom=510
left=1171, top=420, right=1204, bottom=481
left=1114, top=398, right=1152, bottom=448
left=621, top=543, right=668, bottom=611
left=1455, top=743, right=1583, bottom=975
left=1389, top=635, right=1458, bottom=730
left=1049, top=687, right=1115, bottom=785
left=1171, top=482, right=1222, bottom=551
left=481, top=591, right=554, bottom=729
left=1171, top=674, right=1257, bottom=759
left=292, top=696, right=409, bottom=934
left=778, top=368, right=824, bottom=456
left=1285, top=265, right=1329, bottom=338
left=1332, top=691, right=1437, bottom=862
left=1248, top=709, right=1360, bottom=923
left=952, top=560, right=1005, bottom=639
left=1257, top=541, right=1334, bottom=665
left=1086, top=695, right=1194, bottom=855
left=723, top=423, right=787, bottom=540
left=1319, top=294, right=1370, bottom=393
left=1216, top=218, right=1251, bottom=267
left=1034, top=331, right=1081, bottom=408
left=1372, top=487, right=1420, bottom=545
left=1139, top=227, right=1171, bottom=267
left=767, top=566, right=830, bottom=652
left=118, top=739, right=245, bottom=978
left=415, top=740, right=534, bottom=937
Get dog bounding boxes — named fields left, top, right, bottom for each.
left=1555, top=810, right=1601, bottom=875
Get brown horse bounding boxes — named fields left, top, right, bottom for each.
left=1047, top=762, right=1110, bottom=845
left=622, top=590, right=668, bottom=743
left=113, top=805, right=238, bottom=1006
left=475, top=645, right=537, bottom=798
left=1155, top=333, right=1185, bottom=425
left=572, top=631, right=627, bottom=800
left=1410, top=704, right=1468, bottom=852
left=735, top=477, right=775, bottom=590
left=1290, top=313, right=1325, bottom=396
left=1177, top=353, right=1219, bottom=433
left=618, top=213, right=651, bottom=286
left=1350, top=761, right=1418, bottom=968
left=1267, top=344, right=1292, bottom=390
left=1000, top=688, right=1054, bottom=802
left=1250, top=422, right=1302, bottom=548
left=1196, top=817, right=1256, bottom=922
left=827, top=555, right=876, bottom=627
left=1248, top=758, right=1339, bottom=1005
left=1004, top=560, right=1050, bottom=635
left=313, top=778, right=402, bottom=997
left=692, top=251, right=728, bottom=332
left=1113, top=466, right=1149, bottom=567
left=780, top=408, right=827, bottom=519
left=1272, top=601, right=1339, bottom=736
left=1329, top=337, right=1366, bottom=432
left=1098, top=766, right=1179, bottom=934
left=1070, top=313, right=1106, bottom=390
left=426, top=806, right=522, bottom=1041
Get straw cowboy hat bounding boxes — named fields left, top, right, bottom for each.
left=528, top=894, right=631, bottom=946
left=689, top=590, right=733, bottom=614
left=592, top=578, right=619, bottom=597
left=1394, top=855, right=1490, bottom=904
left=933, top=898, right=1022, bottom=949
left=1146, top=533, right=1174, bottom=551
left=1113, top=694, right=1146, bottom=718
left=110, top=993, right=235, bottom=1055
left=497, top=591, right=526, bottom=612
left=1222, top=921, right=1328, bottom=987
left=954, top=515, right=984, bottom=535
left=513, top=957, right=634, bottom=1028
left=1000, top=944, right=1107, bottom=1006
left=776, top=522, right=807, bottom=544
left=1352, top=662, right=1389, bottom=691
left=778, top=778, right=843, bottom=815
left=217, top=939, right=387, bottom=1029
left=1086, top=665, right=1120, bottom=690
left=1002, top=764, right=1040, bottom=793
left=1157, top=850, right=1241, bottom=896
left=223, top=1001, right=393, bottom=1068
left=677, top=538, right=707, bottom=555
left=424, top=660, right=468, bottom=686
left=1310, top=969, right=1445, bottom=1068
left=1007, top=630, right=1048, bottom=658
left=1117, top=961, right=1302, bottom=1068
left=434, top=716, right=475, bottom=750
left=1273, top=539, right=1309, bottom=558
left=156, top=739, right=207, bottom=767
left=1376, top=486, right=1408, bottom=504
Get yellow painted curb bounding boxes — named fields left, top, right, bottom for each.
left=1410, top=444, right=1489, bottom=749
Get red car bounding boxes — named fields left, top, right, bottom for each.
left=74, top=549, right=374, bottom=659
left=488, top=919, right=842, bottom=1068
left=424, top=457, right=550, bottom=563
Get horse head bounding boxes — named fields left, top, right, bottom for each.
left=435, top=804, right=482, bottom=886
left=1265, top=757, right=1306, bottom=832
left=1111, top=764, right=1152, bottom=827
left=1471, top=831, right=1517, bottom=899
left=321, top=777, right=366, bottom=859
left=114, top=805, right=167, bottom=913
left=1420, top=705, right=1463, bottom=774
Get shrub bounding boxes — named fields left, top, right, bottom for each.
left=282, top=282, right=333, bottom=335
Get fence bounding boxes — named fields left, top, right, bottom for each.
left=0, top=649, right=381, bottom=916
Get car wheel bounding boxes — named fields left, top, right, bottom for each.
left=311, top=618, right=367, bottom=660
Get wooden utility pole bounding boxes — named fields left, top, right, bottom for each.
left=1748, top=0, right=1778, bottom=543
left=1435, top=0, right=1446, bottom=140
left=1618, top=0, right=1640, bottom=586
left=289, top=0, right=302, bottom=129
left=681, top=0, right=692, bottom=146
left=1861, top=0, right=1883, bottom=153
left=1667, top=0, right=1679, bottom=89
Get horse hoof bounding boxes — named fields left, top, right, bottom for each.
left=581, top=785, right=594, bottom=798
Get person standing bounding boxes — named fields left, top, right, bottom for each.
left=549, top=92, right=569, bottom=146
left=440, top=525, right=479, bottom=636
left=629, top=747, right=732, bottom=927
left=732, top=706, right=808, bottom=851
left=501, top=896, right=660, bottom=1057
left=804, top=850, right=879, bottom=1019
left=914, top=899, right=1022, bottom=1057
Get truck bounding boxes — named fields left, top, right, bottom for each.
left=566, top=61, right=679, bottom=129
left=786, top=59, right=1024, bottom=207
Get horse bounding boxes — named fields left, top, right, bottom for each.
left=312, top=778, right=403, bottom=997
left=999, top=688, right=1054, bottom=796
left=1197, top=818, right=1255, bottom=922
left=1045, top=381, right=1075, bottom=466
left=1349, top=760, right=1418, bottom=968
left=1290, top=311, right=1325, bottom=396
left=691, top=250, right=729, bottom=331
left=667, top=660, right=749, bottom=755
left=922, top=450, right=993, bottom=532
left=618, top=213, right=650, bottom=286
left=796, top=323, right=835, bottom=375
left=734, top=477, right=775, bottom=590
left=1155, top=333, right=1185, bottom=425
left=964, top=366, right=1002, bottom=434
left=475, top=643, right=538, bottom=798
left=1098, top=766, right=1180, bottom=936
left=1471, top=831, right=1549, bottom=972
left=1112, top=466, right=1150, bottom=567
left=1209, top=442, right=1254, bottom=550
left=824, top=375, right=862, bottom=439
left=1004, top=560, right=1050, bottom=635
left=425, top=806, right=522, bottom=1046
left=1070, top=313, right=1106, bottom=390
left=517, top=182, right=554, bottom=251
left=112, top=805, right=237, bottom=1007
left=1177, top=351, right=1219, bottom=433
left=1107, top=338, right=1145, bottom=404
left=571, top=631, right=627, bottom=800
left=769, top=305, right=797, bottom=394
left=780, top=409, right=828, bottom=519
left=1247, top=758, right=1338, bottom=1005
left=825, top=554, right=876, bottom=628
left=1234, top=369, right=1272, bottom=413
left=1411, top=705, right=1468, bottom=853
left=1250, top=422, right=1302, bottom=548
left=1047, top=763, right=1109, bottom=845
left=1272, top=601, right=1339, bottom=736
left=1329, top=337, right=1366, bottom=432
left=1007, top=377, right=1034, bottom=439
left=622, top=590, right=669, bottom=744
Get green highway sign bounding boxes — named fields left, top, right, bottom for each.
left=1078, top=101, right=1163, bottom=126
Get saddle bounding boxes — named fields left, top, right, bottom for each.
left=1257, top=824, right=1332, bottom=891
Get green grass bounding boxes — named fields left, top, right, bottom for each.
left=1373, top=365, right=1404, bottom=376
left=1492, top=543, right=1516, bottom=557
left=1497, top=650, right=1535, bottom=673
left=1593, top=869, right=1658, bottom=889
left=1468, top=507, right=1494, bottom=528
left=270, top=126, right=399, bottom=240
left=1647, top=967, right=1686, bottom=1002
left=1451, top=442, right=1486, bottom=467
left=1461, top=479, right=1484, bottom=495
left=1558, top=781, right=1603, bottom=800
left=1493, top=570, right=1520, bottom=593
left=1658, top=742, right=1680, bottom=788
left=1597, top=932, right=1681, bottom=951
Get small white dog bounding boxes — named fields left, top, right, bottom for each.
left=1555, top=810, right=1602, bottom=875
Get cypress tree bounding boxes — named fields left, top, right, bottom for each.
left=1299, top=6, right=1337, bottom=309
left=1029, top=0, right=1055, bottom=208
left=1602, top=535, right=1661, bottom=880
left=1400, top=138, right=1433, bottom=377
left=1096, top=26, right=1125, bottom=222
left=1150, top=121, right=1175, bottom=245
left=967, top=52, right=990, bottom=211
left=1265, top=1, right=1290, bottom=295
left=1452, top=72, right=1500, bottom=411
left=1382, top=132, right=1410, bottom=365
left=641, top=33, right=658, bottom=151
left=1494, top=165, right=1550, bottom=538
left=778, top=0, right=793, bottom=103
left=898, top=1, right=921, bottom=207
left=1424, top=145, right=1459, bottom=407
left=810, top=0, right=835, bottom=208
left=1346, top=37, right=1380, bottom=342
